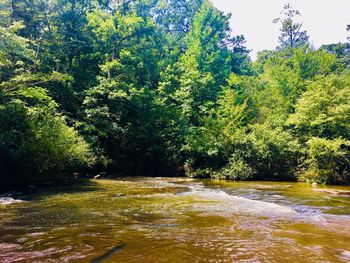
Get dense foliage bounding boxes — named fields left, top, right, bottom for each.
left=1, top=1, right=349, bottom=187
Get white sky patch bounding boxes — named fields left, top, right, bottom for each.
left=210, top=0, right=350, bottom=60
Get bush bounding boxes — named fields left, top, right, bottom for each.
left=212, top=152, right=255, bottom=180
left=210, top=124, right=300, bottom=181
left=237, top=124, right=300, bottom=180
left=299, top=137, right=350, bottom=184
left=0, top=102, right=94, bottom=187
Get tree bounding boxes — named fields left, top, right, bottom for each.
left=229, top=35, right=252, bottom=75
left=288, top=75, right=350, bottom=140
left=254, top=47, right=338, bottom=122
left=320, top=42, right=350, bottom=67
left=216, top=74, right=257, bottom=136
left=2, top=0, right=349, bottom=187
left=83, top=5, right=181, bottom=175
left=273, top=4, right=309, bottom=49
left=288, top=75, right=350, bottom=184
left=154, top=0, right=204, bottom=47
left=175, top=0, right=231, bottom=123
left=0, top=2, right=94, bottom=187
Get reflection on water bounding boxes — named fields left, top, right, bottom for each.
left=0, top=178, right=350, bottom=262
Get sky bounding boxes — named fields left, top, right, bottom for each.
left=211, top=0, right=350, bottom=60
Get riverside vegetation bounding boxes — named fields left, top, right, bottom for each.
left=1, top=0, right=350, bottom=188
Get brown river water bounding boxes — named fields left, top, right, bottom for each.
left=0, top=178, right=350, bottom=262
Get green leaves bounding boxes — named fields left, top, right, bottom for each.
left=300, top=137, right=350, bottom=184
left=288, top=75, right=350, bottom=139
left=1, top=0, right=349, bottom=186
left=216, top=74, right=258, bottom=134
left=0, top=101, right=94, bottom=187
left=0, top=23, right=34, bottom=73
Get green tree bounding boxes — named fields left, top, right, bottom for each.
left=167, top=0, right=232, bottom=172
left=229, top=35, right=252, bottom=75
left=154, top=0, right=204, bottom=50
left=288, top=75, right=350, bottom=184
left=273, top=4, right=309, bottom=49
left=83, top=6, right=180, bottom=175
left=255, top=47, right=337, bottom=122
left=320, top=43, right=350, bottom=67
left=288, top=75, right=350, bottom=140
left=175, top=0, right=231, bottom=123
left=0, top=7, right=94, bottom=187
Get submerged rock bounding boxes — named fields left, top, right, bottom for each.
left=91, top=243, right=126, bottom=263
left=312, top=189, right=350, bottom=196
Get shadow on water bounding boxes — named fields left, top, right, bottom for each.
left=9, top=179, right=102, bottom=201
left=91, top=243, right=127, bottom=263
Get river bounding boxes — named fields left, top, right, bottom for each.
left=0, top=178, right=350, bottom=262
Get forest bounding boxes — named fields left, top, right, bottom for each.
left=1, top=0, right=350, bottom=188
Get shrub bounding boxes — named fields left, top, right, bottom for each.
left=0, top=102, right=94, bottom=187
left=212, top=152, right=255, bottom=180
left=299, top=137, right=350, bottom=184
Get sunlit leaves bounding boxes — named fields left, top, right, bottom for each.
left=288, top=75, right=350, bottom=139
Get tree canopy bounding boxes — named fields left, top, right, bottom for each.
left=1, top=1, right=349, bottom=187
